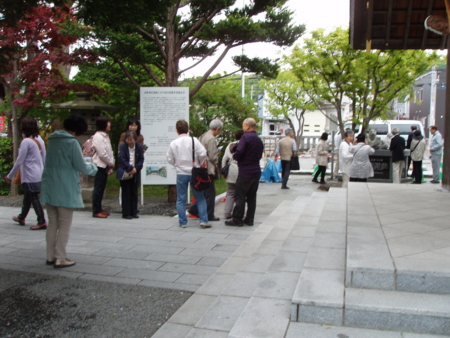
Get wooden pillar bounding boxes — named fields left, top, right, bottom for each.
left=442, top=47, right=450, bottom=190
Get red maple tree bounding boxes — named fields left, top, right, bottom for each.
left=0, top=3, right=99, bottom=195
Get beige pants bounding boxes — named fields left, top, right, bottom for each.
left=342, top=173, right=349, bottom=188
left=392, top=161, right=404, bottom=184
left=46, top=204, right=74, bottom=261
left=224, top=183, right=236, bottom=218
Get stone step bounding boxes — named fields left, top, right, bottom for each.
left=346, top=183, right=450, bottom=295
left=227, top=191, right=339, bottom=338
left=286, top=322, right=446, bottom=338
left=344, top=287, right=450, bottom=336
left=291, top=187, right=347, bottom=326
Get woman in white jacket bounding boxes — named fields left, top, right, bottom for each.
left=410, top=130, right=426, bottom=184
left=221, top=130, right=244, bottom=219
left=349, top=133, right=375, bottom=182
left=339, top=130, right=354, bottom=188
left=312, top=133, right=329, bottom=184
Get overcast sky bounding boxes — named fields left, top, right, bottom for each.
left=180, top=0, right=350, bottom=78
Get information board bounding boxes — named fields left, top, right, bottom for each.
left=140, top=87, right=189, bottom=185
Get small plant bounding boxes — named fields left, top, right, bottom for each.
left=0, top=137, right=13, bottom=195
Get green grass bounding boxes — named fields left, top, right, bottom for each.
left=105, top=170, right=228, bottom=198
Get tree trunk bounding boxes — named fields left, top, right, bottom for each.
left=10, top=100, right=19, bottom=197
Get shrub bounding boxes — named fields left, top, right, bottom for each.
left=0, top=137, right=13, bottom=195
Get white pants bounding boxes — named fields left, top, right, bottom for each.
left=224, top=183, right=236, bottom=218
left=392, top=161, right=404, bottom=184
left=46, top=204, right=74, bottom=261
left=342, top=173, right=349, bottom=188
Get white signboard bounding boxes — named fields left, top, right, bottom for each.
left=140, top=87, right=189, bottom=185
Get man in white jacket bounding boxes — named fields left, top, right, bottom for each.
left=166, top=120, right=211, bottom=228
left=339, top=130, right=354, bottom=188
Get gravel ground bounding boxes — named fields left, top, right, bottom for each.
left=0, top=269, right=192, bottom=338
left=0, top=195, right=178, bottom=216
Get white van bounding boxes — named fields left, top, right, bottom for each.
left=344, top=120, right=425, bottom=141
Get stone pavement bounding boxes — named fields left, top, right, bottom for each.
left=1, top=176, right=449, bottom=337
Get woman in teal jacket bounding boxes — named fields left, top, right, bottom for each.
left=41, top=114, right=98, bottom=269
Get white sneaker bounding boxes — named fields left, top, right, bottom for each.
left=179, top=224, right=187, bottom=228
left=200, top=223, right=211, bottom=228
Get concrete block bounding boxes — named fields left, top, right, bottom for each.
left=350, top=270, right=395, bottom=290
left=292, top=268, right=344, bottom=308
left=298, top=304, right=343, bottom=326
left=397, top=273, right=450, bottom=294
left=195, top=295, right=249, bottom=331
left=185, top=328, right=229, bottom=338
left=228, top=297, right=291, bottom=338
left=286, top=322, right=402, bottom=338
left=347, top=242, right=394, bottom=272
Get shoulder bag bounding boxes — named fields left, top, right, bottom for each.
left=191, top=137, right=211, bottom=191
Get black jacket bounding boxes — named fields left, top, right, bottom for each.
left=406, top=132, right=414, bottom=149
left=389, top=134, right=405, bottom=162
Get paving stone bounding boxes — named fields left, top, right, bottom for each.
left=157, top=262, right=217, bottom=275
left=281, top=237, right=312, bottom=253
left=103, top=257, right=164, bottom=270
left=253, top=271, right=300, bottom=300
left=228, top=297, right=291, bottom=338
left=215, top=257, right=248, bottom=274
left=221, top=272, right=265, bottom=298
left=181, top=248, right=232, bottom=259
left=315, top=221, right=346, bottom=234
left=78, top=274, right=142, bottom=285
left=92, top=249, right=148, bottom=260
left=65, top=263, right=125, bottom=276
left=195, top=295, right=249, bottom=331
left=304, top=247, right=345, bottom=270
left=268, top=251, right=306, bottom=273
left=311, top=231, right=346, bottom=249
left=254, top=239, right=284, bottom=255
left=131, top=244, right=183, bottom=255
left=240, top=253, right=276, bottom=273
left=138, top=280, right=199, bottom=292
left=144, top=252, right=202, bottom=265
left=168, top=294, right=217, bottom=326
left=195, top=256, right=227, bottom=267
left=348, top=227, right=386, bottom=244
left=347, top=242, right=394, bottom=272
left=116, top=267, right=182, bottom=282
left=186, top=328, right=229, bottom=338
left=151, top=323, right=192, bottom=338
left=396, top=273, right=450, bottom=294
left=349, top=270, right=395, bottom=290
left=196, top=273, right=235, bottom=296
left=175, top=273, right=210, bottom=285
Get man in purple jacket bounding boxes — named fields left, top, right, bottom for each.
left=225, top=118, right=264, bottom=226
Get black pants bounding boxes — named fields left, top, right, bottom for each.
left=232, top=176, right=259, bottom=222
left=93, top=167, right=108, bottom=214
left=281, top=160, right=291, bottom=188
left=350, top=177, right=367, bottom=182
left=19, top=190, right=46, bottom=225
left=314, top=165, right=326, bottom=181
left=413, top=161, right=422, bottom=183
left=189, top=175, right=216, bottom=219
left=120, top=178, right=139, bottom=217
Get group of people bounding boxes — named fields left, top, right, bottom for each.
left=166, top=118, right=264, bottom=229
left=4, top=115, right=145, bottom=268
left=336, top=125, right=442, bottom=186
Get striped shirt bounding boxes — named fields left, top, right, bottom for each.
left=233, top=131, right=264, bottom=178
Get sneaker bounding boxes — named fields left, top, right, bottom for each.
left=430, top=180, right=440, bottom=184
left=12, top=216, right=25, bottom=226
left=179, top=224, right=187, bottom=228
left=54, top=258, right=76, bottom=269
left=200, top=223, right=212, bottom=228
left=30, top=223, right=47, bottom=230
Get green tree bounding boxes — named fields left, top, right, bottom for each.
left=260, top=71, right=317, bottom=146
left=76, top=0, right=305, bottom=97
left=286, top=28, right=438, bottom=135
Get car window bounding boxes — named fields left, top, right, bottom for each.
left=370, top=124, right=388, bottom=135
left=393, top=124, right=420, bottom=135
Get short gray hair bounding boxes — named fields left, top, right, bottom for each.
left=344, top=130, right=354, bottom=138
left=209, top=119, right=223, bottom=130
left=285, top=129, right=293, bottom=136
left=391, top=127, right=399, bottom=135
